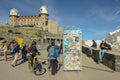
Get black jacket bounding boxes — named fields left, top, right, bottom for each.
left=99, top=43, right=108, bottom=49
left=91, top=42, right=97, bottom=48
left=29, top=45, right=39, bottom=56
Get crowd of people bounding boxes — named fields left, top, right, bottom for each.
left=0, top=40, right=62, bottom=75
left=0, top=39, right=112, bottom=75
left=0, top=40, right=29, bottom=66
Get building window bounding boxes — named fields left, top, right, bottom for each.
left=46, top=21, right=48, bottom=26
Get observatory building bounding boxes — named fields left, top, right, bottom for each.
left=9, top=5, right=63, bottom=35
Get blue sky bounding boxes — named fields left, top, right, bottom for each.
left=0, top=0, right=120, bottom=40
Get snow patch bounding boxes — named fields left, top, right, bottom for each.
left=109, top=29, right=120, bottom=35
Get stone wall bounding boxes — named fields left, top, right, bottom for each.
left=48, top=20, right=58, bottom=34
left=82, top=46, right=120, bottom=72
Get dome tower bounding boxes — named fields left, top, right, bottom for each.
left=10, top=8, right=19, bottom=16
left=39, top=5, right=48, bottom=15
left=38, top=5, right=49, bottom=29
left=9, top=8, right=19, bottom=26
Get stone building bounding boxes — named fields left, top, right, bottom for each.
left=9, top=5, right=63, bottom=35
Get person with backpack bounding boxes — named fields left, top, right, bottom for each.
left=21, top=43, right=29, bottom=62
left=11, top=41, right=21, bottom=67
left=48, top=42, right=60, bottom=75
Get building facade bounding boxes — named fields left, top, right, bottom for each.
left=9, top=5, right=63, bottom=34
left=9, top=6, right=48, bottom=30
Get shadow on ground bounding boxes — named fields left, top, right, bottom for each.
left=82, top=65, right=114, bottom=73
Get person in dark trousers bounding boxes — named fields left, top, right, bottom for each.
left=21, top=43, right=28, bottom=62
left=48, top=42, right=59, bottom=75
left=48, top=41, right=61, bottom=75
left=89, top=40, right=97, bottom=56
left=29, top=41, right=39, bottom=66
left=98, top=40, right=108, bottom=63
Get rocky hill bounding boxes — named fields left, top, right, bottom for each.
left=105, top=29, right=120, bottom=51
left=0, top=26, right=61, bottom=45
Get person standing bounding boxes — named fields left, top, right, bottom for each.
left=11, top=41, right=20, bottom=67
left=2, top=41, right=8, bottom=62
left=98, top=40, right=108, bottom=63
left=48, top=42, right=60, bottom=75
left=21, top=43, right=29, bottom=62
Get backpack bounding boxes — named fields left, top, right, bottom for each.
left=53, top=45, right=61, bottom=58
left=10, top=45, right=17, bottom=54
left=25, top=45, right=29, bottom=51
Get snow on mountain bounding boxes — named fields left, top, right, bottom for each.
left=105, top=29, right=120, bottom=51
left=109, top=29, right=120, bottom=35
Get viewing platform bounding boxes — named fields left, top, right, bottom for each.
left=0, top=44, right=120, bottom=80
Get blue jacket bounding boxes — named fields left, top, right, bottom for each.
left=48, top=46, right=56, bottom=59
